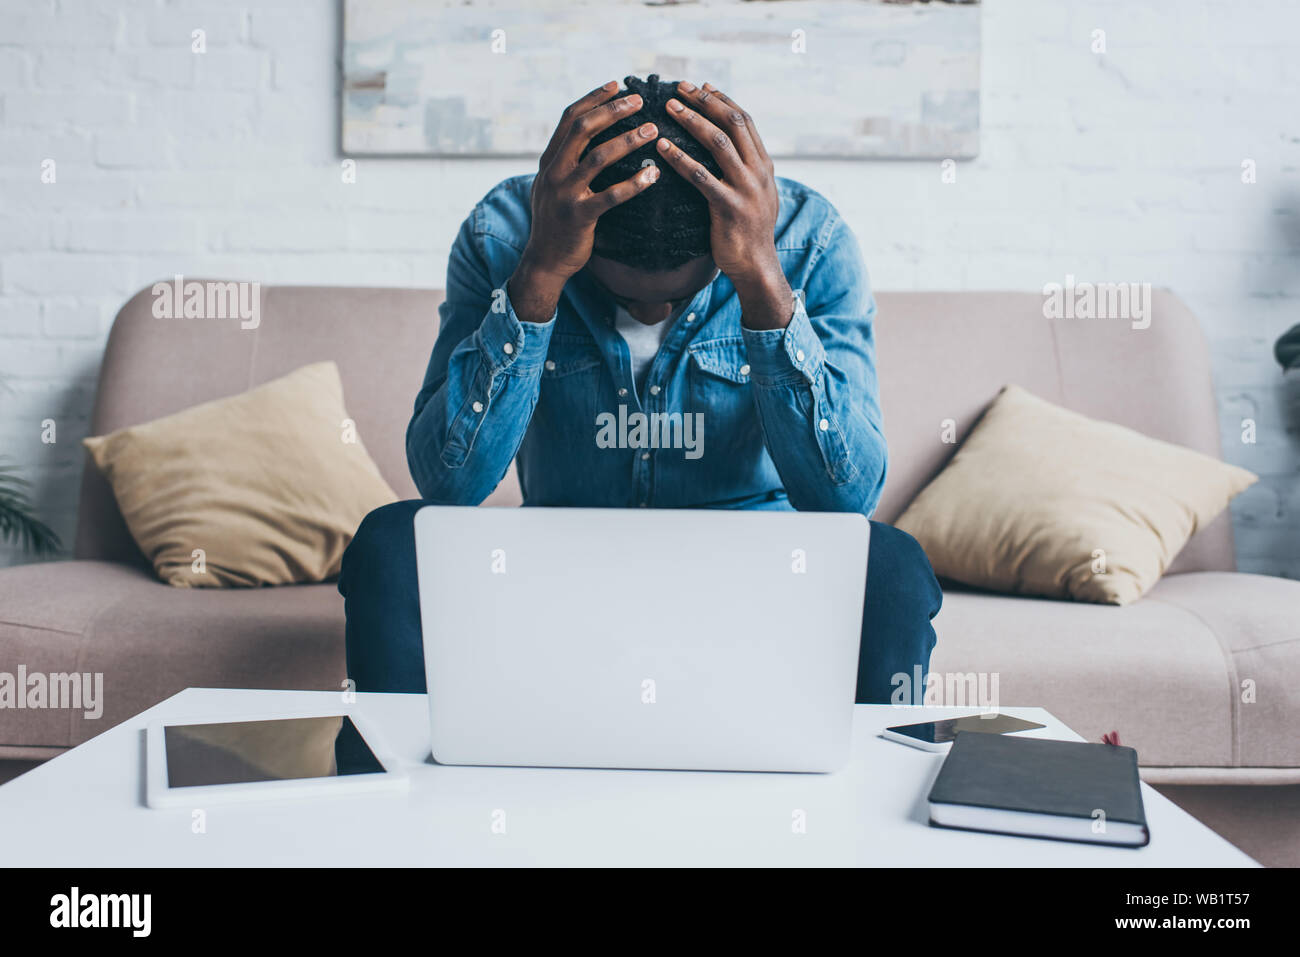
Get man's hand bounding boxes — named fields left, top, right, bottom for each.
left=656, top=82, right=794, bottom=331
left=509, top=81, right=662, bottom=323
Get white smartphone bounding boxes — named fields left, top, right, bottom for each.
left=881, top=713, right=1046, bottom=752
left=145, top=710, right=407, bottom=808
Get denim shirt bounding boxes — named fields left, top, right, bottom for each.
left=407, top=174, right=887, bottom=516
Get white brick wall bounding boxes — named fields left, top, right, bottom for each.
left=1, top=0, right=1297, bottom=576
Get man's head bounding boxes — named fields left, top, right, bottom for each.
left=582, top=74, right=723, bottom=321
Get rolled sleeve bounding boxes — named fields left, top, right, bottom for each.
left=440, top=292, right=554, bottom=469
left=407, top=211, right=557, bottom=500
left=742, top=292, right=856, bottom=486
left=739, top=227, right=887, bottom=515
left=474, top=294, right=556, bottom=377
left=740, top=293, right=825, bottom=386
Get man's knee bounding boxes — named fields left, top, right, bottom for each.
left=866, top=521, right=942, bottom=623
left=857, top=522, right=942, bottom=704
left=341, top=499, right=427, bottom=694
left=339, top=499, right=425, bottom=597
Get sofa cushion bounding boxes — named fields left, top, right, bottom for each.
left=1143, top=572, right=1300, bottom=768
left=0, top=561, right=346, bottom=751
left=82, top=361, right=398, bottom=588
left=75, top=284, right=437, bottom=566
left=895, top=385, right=1256, bottom=605
left=930, top=571, right=1300, bottom=768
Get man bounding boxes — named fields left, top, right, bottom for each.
left=340, top=75, right=942, bottom=703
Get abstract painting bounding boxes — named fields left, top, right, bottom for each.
left=342, top=0, right=981, bottom=159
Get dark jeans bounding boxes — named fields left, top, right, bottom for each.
left=339, top=500, right=942, bottom=704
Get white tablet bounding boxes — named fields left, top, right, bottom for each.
left=145, top=710, right=407, bottom=809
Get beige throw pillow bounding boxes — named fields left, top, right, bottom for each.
left=84, top=361, right=398, bottom=588
left=894, top=385, right=1257, bottom=605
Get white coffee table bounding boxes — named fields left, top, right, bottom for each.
left=0, top=688, right=1256, bottom=867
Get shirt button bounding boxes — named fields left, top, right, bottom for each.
left=641, top=452, right=650, bottom=461
left=545, top=360, right=556, bottom=371
left=618, top=387, right=628, bottom=397
left=502, top=342, right=514, bottom=355
left=739, top=364, right=750, bottom=376
left=819, top=418, right=830, bottom=432
left=649, top=384, right=661, bottom=396
left=795, top=349, right=805, bottom=363
left=472, top=401, right=484, bottom=413
left=686, top=312, right=696, bottom=323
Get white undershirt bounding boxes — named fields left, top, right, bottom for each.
left=614, top=306, right=674, bottom=399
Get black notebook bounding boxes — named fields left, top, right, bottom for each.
left=927, top=732, right=1150, bottom=847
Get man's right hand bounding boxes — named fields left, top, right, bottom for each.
left=509, top=80, right=661, bottom=323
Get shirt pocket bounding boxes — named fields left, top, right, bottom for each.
left=687, top=336, right=751, bottom=397
left=541, top=334, right=603, bottom=379
left=686, top=336, right=764, bottom=469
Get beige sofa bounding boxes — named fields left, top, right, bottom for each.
left=2, top=284, right=1296, bottom=792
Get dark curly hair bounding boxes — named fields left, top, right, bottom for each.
left=583, top=74, right=723, bottom=272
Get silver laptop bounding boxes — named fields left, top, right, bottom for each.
left=414, top=505, right=869, bottom=773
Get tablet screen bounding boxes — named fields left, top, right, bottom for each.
left=163, top=716, right=385, bottom=788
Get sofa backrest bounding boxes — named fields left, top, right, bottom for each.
left=75, top=284, right=437, bottom=567
left=871, top=289, right=1234, bottom=575
left=76, top=284, right=1235, bottom=575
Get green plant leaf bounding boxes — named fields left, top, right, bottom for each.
left=0, top=461, right=62, bottom=556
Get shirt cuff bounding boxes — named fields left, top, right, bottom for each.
left=740, top=291, right=825, bottom=386
left=474, top=291, right=556, bottom=375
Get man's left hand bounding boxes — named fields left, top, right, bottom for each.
left=657, top=82, right=794, bottom=331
